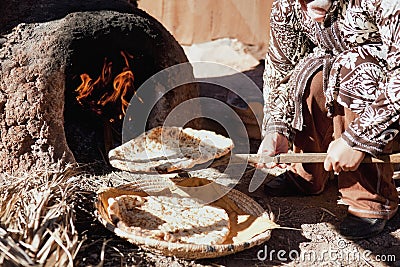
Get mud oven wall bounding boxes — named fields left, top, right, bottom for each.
left=0, top=9, right=200, bottom=174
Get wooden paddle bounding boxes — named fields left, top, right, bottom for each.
left=230, top=152, right=400, bottom=164
left=229, top=153, right=400, bottom=192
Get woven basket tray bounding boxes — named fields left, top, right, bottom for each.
left=95, top=177, right=273, bottom=259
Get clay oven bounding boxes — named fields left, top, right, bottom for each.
left=0, top=1, right=200, bottom=174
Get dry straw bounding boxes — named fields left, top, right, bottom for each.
left=0, top=164, right=82, bottom=267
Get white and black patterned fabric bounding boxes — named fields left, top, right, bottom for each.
left=263, top=0, right=400, bottom=156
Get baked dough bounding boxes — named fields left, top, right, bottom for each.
left=108, top=127, right=233, bottom=173
left=107, top=194, right=230, bottom=245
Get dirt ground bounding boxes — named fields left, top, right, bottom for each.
left=73, top=55, right=400, bottom=266
left=74, top=151, right=400, bottom=267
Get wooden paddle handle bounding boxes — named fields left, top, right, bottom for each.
left=242, top=153, right=400, bottom=164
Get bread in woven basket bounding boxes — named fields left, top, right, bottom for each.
left=96, top=177, right=278, bottom=259
left=107, top=194, right=230, bottom=245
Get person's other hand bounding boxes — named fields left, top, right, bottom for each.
left=255, top=133, right=289, bottom=169
left=324, top=137, right=365, bottom=173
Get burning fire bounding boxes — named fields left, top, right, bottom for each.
left=75, top=51, right=140, bottom=121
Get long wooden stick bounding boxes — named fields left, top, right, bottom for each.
left=233, top=153, right=400, bottom=164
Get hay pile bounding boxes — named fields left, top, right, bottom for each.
left=0, top=165, right=82, bottom=266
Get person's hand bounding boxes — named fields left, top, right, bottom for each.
left=324, top=137, right=365, bottom=173
left=255, top=133, right=289, bottom=169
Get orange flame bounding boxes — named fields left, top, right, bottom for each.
left=75, top=51, right=136, bottom=120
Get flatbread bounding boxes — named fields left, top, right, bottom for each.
left=108, top=127, right=234, bottom=172
left=107, top=194, right=230, bottom=245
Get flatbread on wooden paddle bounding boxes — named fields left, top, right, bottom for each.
left=108, top=127, right=234, bottom=173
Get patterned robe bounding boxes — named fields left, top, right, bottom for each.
left=263, top=0, right=400, bottom=156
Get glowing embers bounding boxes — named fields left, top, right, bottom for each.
left=75, top=51, right=142, bottom=122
